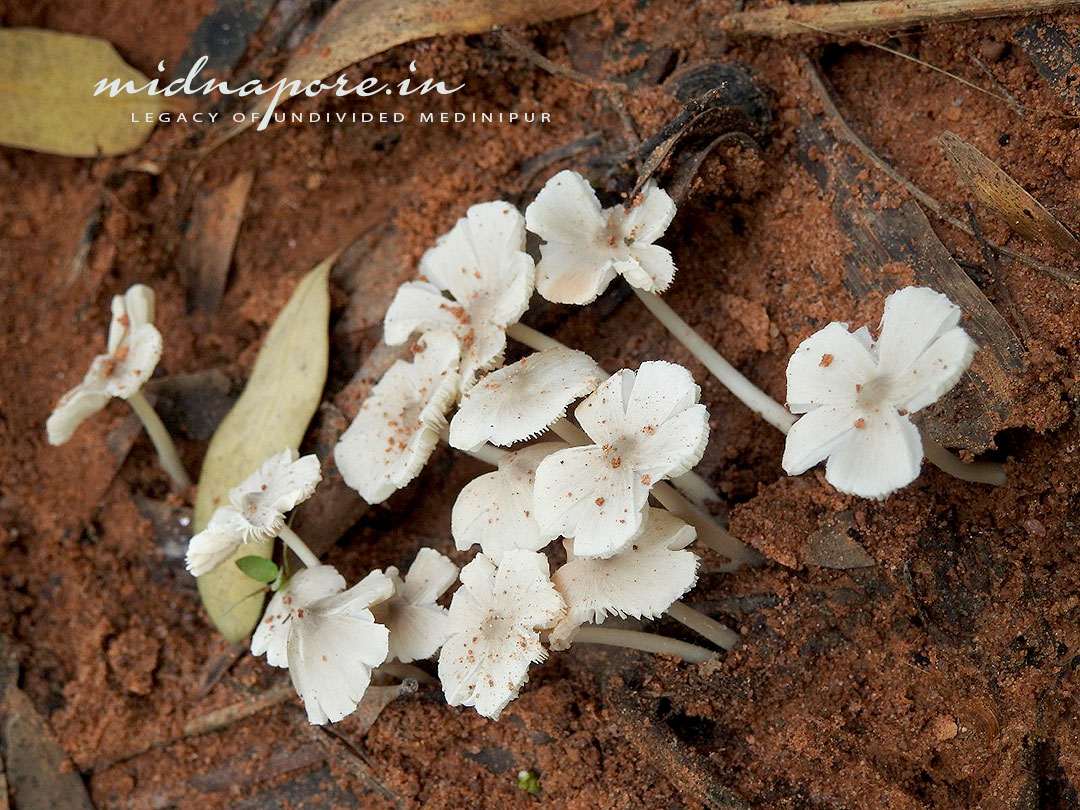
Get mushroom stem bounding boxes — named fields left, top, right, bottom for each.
left=505, top=322, right=563, bottom=352
left=547, top=417, right=760, bottom=570
left=278, top=525, right=321, bottom=569
left=377, top=661, right=438, bottom=685
left=921, top=431, right=1006, bottom=486
left=438, top=425, right=509, bottom=466
left=650, top=483, right=763, bottom=569
left=665, top=601, right=740, bottom=650
left=571, top=626, right=716, bottom=663
left=126, top=391, right=192, bottom=491
left=631, top=289, right=796, bottom=434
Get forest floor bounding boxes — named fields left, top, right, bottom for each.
left=0, top=0, right=1077, bottom=807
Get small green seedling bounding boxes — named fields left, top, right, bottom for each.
left=516, top=770, right=541, bottom=796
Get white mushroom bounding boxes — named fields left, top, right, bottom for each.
left=451, top=442, right=564, bottom=564
left=524, top=170, right=676, bottom=305
left=383, top=201, right=534, bottom=389
left=373, top=548, right=459, bottom=664
left=46, top=284, right=191, bottom=489
left=438, top=550, right=564, bottom=720
left=549, top=507, right=698, bottom=649
left=335, top=331, right=460, bottom=505
left=47, top=284, right=162, bottom=444
left=782, top=286, right=978, bottom=499
left=185, top=448, right=322, bottom=576
left=251, top=564, right=393, bottom=725
left=449, top=347, right=603, bottom=450
left=533, top=361, right=709, bottom=558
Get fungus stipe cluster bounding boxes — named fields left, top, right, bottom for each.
left=45, top=168, right=1005, bottom=727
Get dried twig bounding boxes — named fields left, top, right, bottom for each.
left=303, top=724, right=403, bottom=807
left=494, top=27, right=624, bottom=92
left=803, top=58, right=1078, bottom=285
left=965, top=203, right=1032, bottom=347
left=494, top=27, right=641, bottom=151
left=717, top=0, right=1080, bottom=37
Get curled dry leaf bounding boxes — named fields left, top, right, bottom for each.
left=0, top=28, right=162, bottom=157
left=229, top=0, right=601, bottom=134
left=939, top=130, right=1080, bottom=258
left=180, top=170, right=255, bottom=315
left=195, top=258, right=331, bottom=643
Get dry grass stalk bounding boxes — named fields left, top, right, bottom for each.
left=717, top=0, right=1080, bottom=37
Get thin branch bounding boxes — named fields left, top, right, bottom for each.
left=965, top=203, right=1032, bottom=347
left=717, top=0, right=1080, bottom=37
left=803, top=58, right=1078, bottom=285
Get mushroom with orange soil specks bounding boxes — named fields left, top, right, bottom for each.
left=335, top=331, right=460, bottom=505
left=451, top=441, right=565, bottom=564
left=782, top=285, right=1001, bottom=499
left=525, top=169, right=677, bottom=305
left=448, top=347, right=603, bottom=451
left=251, top=564, right=393, bottom=725
left=383, top=200, right=534, bottom=391
left=533, top=361, right=709, bottom=559
left=437, top=550, right=564, bottom=720
left=549, top=507, right=699, bottom=649
left=185, top=448, right=321, bottom=576
left=46, top=283, right=191, bottom=489
left=373, top=547, right=459, bottom=664
left=520, top=169, right=794, bottom=434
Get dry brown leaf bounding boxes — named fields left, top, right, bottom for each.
left=180, top=171, right=255, bottom=314
left=222, top=0, right=598, bottom=137
left=1, top=687, right=95, bottom=810
left=939, top=131, right=1080, bottom=257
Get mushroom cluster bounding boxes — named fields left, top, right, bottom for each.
left=46, top=165, right=1004, bottom=730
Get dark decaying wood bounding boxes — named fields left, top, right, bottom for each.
left=797, top=113, right=1025, bottom=451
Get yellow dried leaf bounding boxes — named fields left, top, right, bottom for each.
left=0, top=28, right=162, bottom=157
left=195, top=259, right=331, bottom=642
left=939, top=131, right=1080, bottom=258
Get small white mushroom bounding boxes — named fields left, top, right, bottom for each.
left=185, top=448, right=322, bottom=576
left=533, top=361, right=709, bottom=558
left=550, top=507, right=699, bottom=649
left=782, top=286, right=978, bottom=499
left=251, top=564, right=393, bottom=725
left=451, top=442, right=564, bottom=564
left=373, top=548, right=459, bottom=664
left=46, top=284, right=191, bottom=489
left=438, top=550, right=564, bottom=720
left=335, top=331, right=460, bottom=505
left=449, top=347, right=603, bottom=450
left=525, top=170, right=676, bottom=305
left=383, top=201, right=534, bottom=389
left=47, top=284, right=162, bottom=444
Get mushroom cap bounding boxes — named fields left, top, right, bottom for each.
left=782, top=286, right=977, bottom=500
left=335, top=331, right=460, bottom=504
left=46, top=283, right=163, bottom=446
left=229, top=448, right=323, bottom=542
left=525, top=170, right=677, bottom=305
left=550, top=507, right=698, bottom=649
left=449, top=348, right=603, bottom=450
left=533, top=361, right=709, bottom=558
left=383, top=201, right=534, bottom=389
left=251, top=565, right=394, bottom=725
left=374, top=548, right=459, bottom=664
left=184, top=448, right=321, bottom=575
left=451, top=442, right=564, bottom=564
left=184, top=506, right=250, bottom=577
left=438, top=550, right=564, bottom=720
